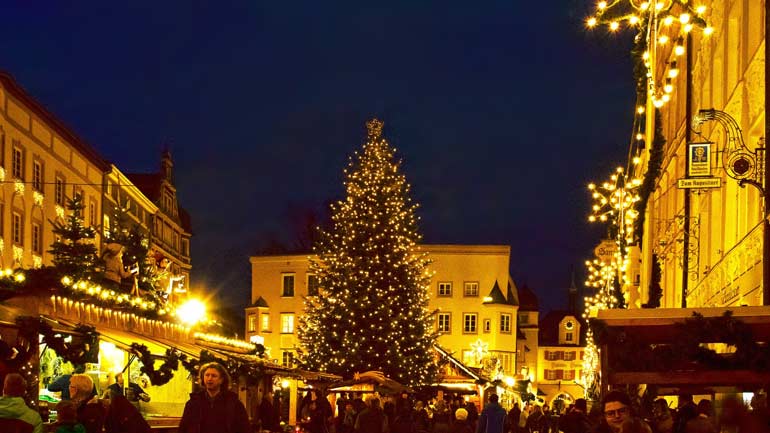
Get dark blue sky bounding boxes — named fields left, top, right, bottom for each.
left=1, top=1, right=635, bottom=315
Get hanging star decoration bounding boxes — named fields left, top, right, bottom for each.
left=471, top=339, right=489, bottom=363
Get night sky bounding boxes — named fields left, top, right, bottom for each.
left=1, top=1, right=636, bottom=316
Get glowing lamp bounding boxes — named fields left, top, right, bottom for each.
left=703, top=27, right=714, bottom=36
left=696, top=5, right=706, bottom=14
left=609, top=21, right=619, bottom=31
left=178, top=299, right=207, bottom=325
left=586, top=17, right=597, bottom=27
left=679, top=13, right=690, bottom=24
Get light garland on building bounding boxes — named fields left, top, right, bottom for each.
left=194, top=332, right=258, bottom=352
left=581, top=166, right=642, bottom=397
left=585, top=0, right=712, bottom=108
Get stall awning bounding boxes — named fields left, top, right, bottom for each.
left=595, top=306, right=770, bottom=391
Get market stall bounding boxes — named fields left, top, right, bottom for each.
left=594, top=306, right=770, bottom=396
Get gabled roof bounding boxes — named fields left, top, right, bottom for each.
left=126, top=172, right=193, bottom=233
left=249, top=296, right=269, bottom=308
left=433, top=345, right=482, bottom=381
left=517, top=284, right=539, bottom=312
left=506, top=281, right=519, bottom=306
left=538, top=310, right=586, bottom=346
left=483, top=280, right=508, bottom=305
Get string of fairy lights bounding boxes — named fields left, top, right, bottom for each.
left=586, top=0, right=712, bottom=109
left=578, top=0, right=714, bottom=397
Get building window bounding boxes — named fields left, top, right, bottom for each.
left=545, top=369, right=562, bottom=380
left=280, top=314, right=295, bottom=334
left=463, top=313, right=477, bottom=334
left=248, top=314, right=257, bottom=332
left=307, top=274, right=320, bottom=296
left=564, top=351, right=577, bottom=361
left=282, top=274, right=295, bottom=296
left=566, top=332, right=574, bottom=342
left=89, top=201, right=96, bottom=226
left=282, top=351, right=294, bottom=367
left=563, top=370, right=575, bottom=380
left=464, top=281, right=479, bottom=297
left=438, top=282, right=452, bottom=297
left=31, top=222, right=41, bottom=254
left=261, top=314, right=270, bottom=332
left=12, top=146, right=22, bottom=180
left=483, top=319, right=491, bottom=333
left=12, top=213, right=22, bottom=245
left=55, top=177, right=65, bottom=205
left=519, top=313, right=529, bottom=325
left=32, top=161, right=42, bottom=192
left=437, top=313, right=451, bottom=333
left=500, top=313, right=512, bottom=333
left=545, top=351, right=564, bottom=361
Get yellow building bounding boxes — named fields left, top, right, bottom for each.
left=0, top=71, right=108, bottom=269
left=246, top=244, right=519, bottom=375
left=0, top=70, right=192, bottom=291
left=536, top=311, right=584, bottom=412
left=124, top=152, right=193, bottom=290
left=635, top=1, right=767, bottom=309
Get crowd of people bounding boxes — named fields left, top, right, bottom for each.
left=296, top=391, right=483, bottom=433
left=2, top=364, right=769, bottom=433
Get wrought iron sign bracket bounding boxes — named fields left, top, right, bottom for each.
left=692, top=108, right=766, bottom=196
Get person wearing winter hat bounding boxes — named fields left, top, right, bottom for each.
left=451, top=407, right=473, bottom=433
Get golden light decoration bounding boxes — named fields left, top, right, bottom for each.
left=584, top=0, right=712, bottom=109
left=177, top=298, right=206, bottom=325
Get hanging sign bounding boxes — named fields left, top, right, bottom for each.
left=688, top=142, right=712, bottom=177
left=594, top=239, right=619, bottom=263
left=677, top=177, right=721, bottom=189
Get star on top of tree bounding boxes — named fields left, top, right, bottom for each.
left=366, top=118, right=384, bottom=139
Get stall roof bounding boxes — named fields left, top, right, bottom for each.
left=595, top=306, right=770, bottom=344
left=596, top=306, right=770, bottom=390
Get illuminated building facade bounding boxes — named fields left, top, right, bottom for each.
left=537, top=311, right=585, bottom=411
left=0, top=71, right=192, bottom=287
left=635, top=1, right=767, bottom=309
left=123, top=152, right=192, bottom=290
left=246, top=244, right=519, bottom=374
left=0, top=71, right=108, bottom=269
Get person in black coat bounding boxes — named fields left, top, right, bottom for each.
left=178, top=362, right=250, bottom=433
left=259, top=389, right=281, bottom=432
left=104, top=392, right=151, bottom=433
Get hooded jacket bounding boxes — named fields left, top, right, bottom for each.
left=0, top=395, right=43, bottom=433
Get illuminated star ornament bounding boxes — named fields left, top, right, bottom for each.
left=585, top=0, right=712, bottom=109
left=471, top=339, right=489, bottom=362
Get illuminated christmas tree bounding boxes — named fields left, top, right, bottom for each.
left=299, top=119, right=437, bottom=386
left=48, top=193, right=101, bottom=282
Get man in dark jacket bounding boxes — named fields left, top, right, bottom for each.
left=259, top=389, right=281, bottom=432
left=559, top=398, right=591, bottom=433
left=477, top=394, right=507, bottom=433
left=104, top=392, right=151, bottom=433
left=178, top=362, right=250, bottom=433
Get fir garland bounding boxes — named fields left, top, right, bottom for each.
left=39, top=319, right=99, bottom=365
left=592, top=311, right=770, bottom=373
left=130, top=343, right=187, bottom=386
left=634, top=109, right=666, bottom=238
